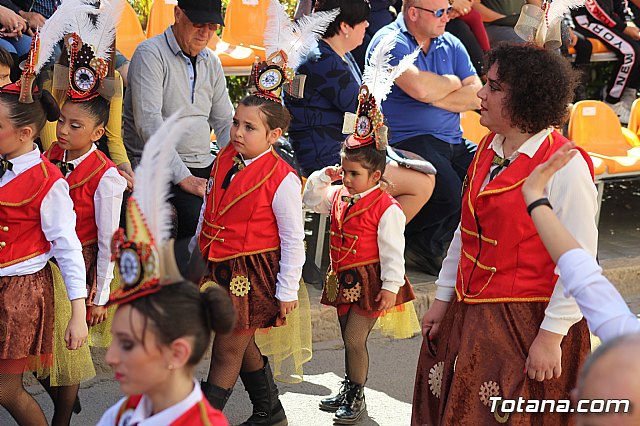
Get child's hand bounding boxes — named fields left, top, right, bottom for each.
left=324, top=166, right=342, bottom=182
left=422, top=299, right=449, bottom=339
left=278, top=300, right=299, bottom=320
left=65, top=314, right=89, bottom=350
left=375, top=289, right=396, bottom=310
left=88, top=305, right=108, bottom=327
left=523, top=142, right=577, bottom=205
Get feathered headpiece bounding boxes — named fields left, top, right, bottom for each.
left=249, top=0, right=339, bottom=102
left=514, top=0, right=585, bottom=49
left=52, top=0, right=124, bottom=102
left=342, top=29, right=419, bottom=150
left=108, top=113, right=186, bottom=306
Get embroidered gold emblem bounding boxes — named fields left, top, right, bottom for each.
left=429, top=361, right=444, bottom=398
left=479, top=381, right=500, bottom=406
left=200, top=280, right=218, bottom=292
left=342, top=282, right=361, bottom=302
left=493, top=399, right=510, bottom=423
left=230, top=275, right=251, bottom=297
left=325, top=271, right=339, bottom=302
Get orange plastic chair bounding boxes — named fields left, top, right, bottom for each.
left=628, top=98, right=640, bottom=141
left=460, top=110, right=490, bottom=144
left=116, top=1, right=147, bottom=59
left=146, top=0, right=176, bottom=39
left=568, top=100, right=640, bottom=174
left=568, top=38, right=611, bottom=55
left=220, top=0, right=267, bottom=60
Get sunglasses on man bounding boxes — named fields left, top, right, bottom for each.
left=412, top=5, right=453, bottom=18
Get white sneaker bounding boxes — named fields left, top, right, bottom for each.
left=604, top=99, right=632, bottom=124
left=621, top=87, right=638, bottom=106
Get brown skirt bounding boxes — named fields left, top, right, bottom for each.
left=82, top=243, right=98, bottom=307
left=321, top=262, right=415, bottom=312
left=202, top=251, right=281, bottom=330
left=0, top=266, right=54, bottom=374
left=412, top=299, right=590, bottom=426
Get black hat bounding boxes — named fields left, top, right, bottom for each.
left=178, top=0, right=224, bottom=25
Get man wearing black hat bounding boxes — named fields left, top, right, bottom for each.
left=123, top=0, right=234, bottom=246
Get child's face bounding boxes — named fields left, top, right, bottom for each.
left=0, top=65, right=10, bottom=87
left=0, top=102, right=29, bottom=159
left=341, top=158, right=382, bottom=195
left=230, top=104, right=281, bottom=159
left=106, top=305, right=175, bottom=397
left=56, top=102, right=104, bottom=153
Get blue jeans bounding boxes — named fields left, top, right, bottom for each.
left=393, top=134, right=477, bottom=259
left=0, top=35, right=33, bottom=56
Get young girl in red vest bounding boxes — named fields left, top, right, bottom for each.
left=0, top=73, right=89, bottom=425
left=98, top=114, right=233, bottom=426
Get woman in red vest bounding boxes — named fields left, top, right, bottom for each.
left=43, top=30, right=128, bottom=424
left=412, top=44, right=599, bottom=425
left=0, top=51, right=89, bottom=425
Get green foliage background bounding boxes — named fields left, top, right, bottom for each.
left=127, top=0, right=299, bottom=106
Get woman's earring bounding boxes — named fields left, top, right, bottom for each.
left=168, top=364, right=174, bottom=370
left=345, top=33, right=349, bottom=39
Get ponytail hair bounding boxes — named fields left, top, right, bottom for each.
left=128, top=282, right=236, bottom=366
left=0, top=89, right=60, bottom=137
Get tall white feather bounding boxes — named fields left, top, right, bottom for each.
left=34, top=0, right=96, bottom=73
left=363, top=29, right=419, bottom=106
left=83, top=0, right=124, bottom=60
left=133, top=113, right=186, bottom=244
left=546, top=0, right=585, bottom=26
left=264, top=0, right=339, bottom=70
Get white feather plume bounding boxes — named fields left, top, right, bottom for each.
left=34, top=0, right=96, bottom=73
left=264, top=0, right=339, bottom=70
left=363, top=29, right=419, bottom=106
left=546, top=0, right=585, bottom=26
left=133, top=113, right=186, bottom=244
left=82, top=0, right=124, bottom=60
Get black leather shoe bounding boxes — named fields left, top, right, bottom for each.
left=334, top=382, right=366, bottom=424
left=319, top=377, right=349, bottom=412
left=240, top=356, right=288, bottom=426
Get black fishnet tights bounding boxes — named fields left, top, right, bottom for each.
left=338, top=310, right=378, bottom=385
left=0, top=373, right=47, bottom=426
left=36, top=375, right=79, bottom=426
left=206, top=331, right=265, bottom=390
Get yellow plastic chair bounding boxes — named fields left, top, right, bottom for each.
left=460, top=110, right=490, bottom=144
left=627, top=99, right=640, bottom=144
left=116, top=1, right=147, bottom=59
left=220, top=0, right=267, bottom=60
left=568, top=100, right=640, bottom=174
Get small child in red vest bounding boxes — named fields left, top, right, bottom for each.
left=194, top=92, right=306, bottom=425
left=0, top=68, right=89, bottom=424
left=42, top=29, right=127, bottom=424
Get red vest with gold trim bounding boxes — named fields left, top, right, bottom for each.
left=198, top=145, right=296, bottom=262
left=329, top=186, right=399, bottom=272
left=114, top=394, right=228, bottom=426
left=46, top=144, right=116, bottom=246
left=456, top=131, right=594, bottom=303
left=0, top=158, right=63, bottom=267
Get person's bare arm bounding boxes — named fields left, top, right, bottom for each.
left=431, top=75, right=482, bottom=112
left=394, top=64, right=463, bottom=104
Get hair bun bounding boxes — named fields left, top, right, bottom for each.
left=39, top=90, right=61, bottom=122
left=201, top=286, right=236, bottom=334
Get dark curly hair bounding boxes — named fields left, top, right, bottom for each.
left=485, top=44, right=578, bottom=134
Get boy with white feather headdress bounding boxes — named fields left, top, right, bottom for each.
left=192, top=1, right=336, bottom=424
left=302, top=28, right=421, bottom=424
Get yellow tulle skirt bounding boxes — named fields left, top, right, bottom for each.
left=37, top=262, right=96, bottom=386
left=87, top=272, right=119, bottom=348
left=374, top=300, right=421, bottom=340
left=255, top=280, right=313, bottom=384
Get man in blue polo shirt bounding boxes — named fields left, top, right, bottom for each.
left=367, top=0, right=481, bottom=275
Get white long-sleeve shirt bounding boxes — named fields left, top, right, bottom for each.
left=558, top=248, right=640, bottom=342
left=435, top=129, right=599, bottom=335
left=303, top=168, right=406, bottom=294
left=0, top=146, right=87, bottom=300
left=63, top=145, right=127, bottom=305
left=191, top=148, right=305, bottom=302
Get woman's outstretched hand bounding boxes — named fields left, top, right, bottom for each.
left=523, top=141, right=577, bottom=205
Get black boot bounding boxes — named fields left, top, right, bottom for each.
left=200, top=381, right=232, bottom=411
left=240, top=356, right=288, bottom=426
left=333, top=382, right=366, bottom=424
left=319, top=377, right=349, bottom=412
